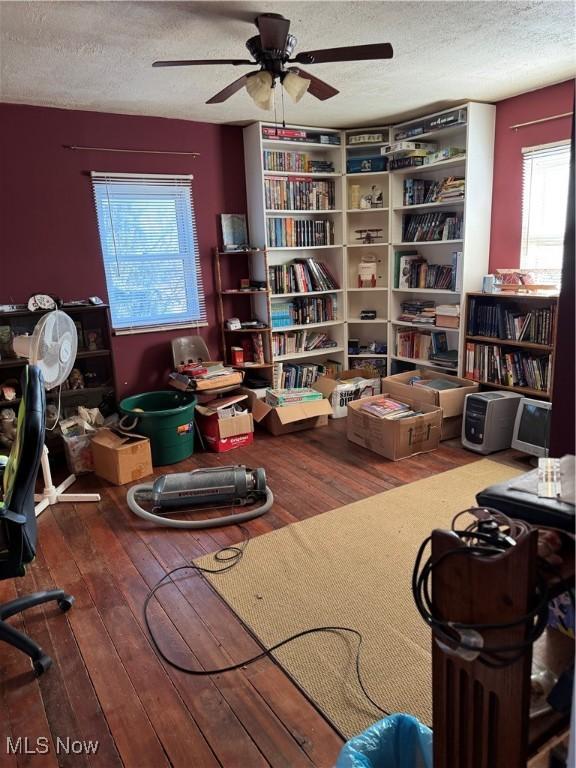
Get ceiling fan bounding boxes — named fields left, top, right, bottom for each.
left=152, top=13, right=393, bottom=109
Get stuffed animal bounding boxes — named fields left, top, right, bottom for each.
left=0, top=408, right=17, bottom=449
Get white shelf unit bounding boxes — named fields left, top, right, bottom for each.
left=387, top=102, right=495, bottom=376
left=343, top=126, right=391, bottom=373
left=243, top=122, right=347, bottom=376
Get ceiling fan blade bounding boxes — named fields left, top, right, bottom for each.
left=289, top=69, right=339, bottom=101
left=153, top=59, right=253, bottom=68
left=256, top=13, right=290, bottom=50
left=292, top=43, right=393, bottom=65
left=206, top=74, right=249, bottom=104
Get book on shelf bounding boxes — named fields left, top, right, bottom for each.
left=263, top=150, right=335, bottom=173
left=264, top=177, right=336, bottom=211
left=273, top=361, right=340, bottom=389
left=262, top=126, right=341, bottom=145
left=402, top=211, right=463, bottom=242
left=268, top=258, right=339, bottom=294
left=267, top=217, right=334, bottom=248
left=398, top=300, right=436, bottom=325
left=465, top=342, right=551, bottom=391
left=403, top=177, right=465, bottom=206
left=467, top=297, right=556, bottom=345
left=393, top=108, right=467, bottom=141
left=271, top=295, right=337, bottom=327
left=395, top=251, right=460, bottom=291
left=350, top=358, right=387, bottom=377
left=272, top=330, right=338, bottom=356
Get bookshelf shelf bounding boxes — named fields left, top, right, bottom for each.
left=392, top=354, right=456, bottom=370
left=262, top=139, right=341, bottom=149
left=348, top=353, right=388, bottom=359
left=267, top=245, right=342, bottom=251
left=224, top=327, right=271, bottom=334
left=275, top=346, right=344, bottom=362
left=346, top=142, right=388, bottom=148
left=263, top=171, right=341, bottom=178
left=271, top=289, right=343, bottom=298
left=265, top=209, right=342, bottom=215
left=392, top=320, right=458, bottom=332
left=347, top=207, right=389, bottom=213
left=393, top=200, right=465, bottom=212
left=348, top=318, right=388, bottom=324
left=348, top=287, right=388, bottom=292
left=220, top=290, right=269, bottom=296
left=346, top=242, right=389, bottom=248
left=392, top=240, right=464, bottom=247
left=465, top=335, right=553, bottom=351
left=272, top=320, right=343, bottom=333
left=346, top=171, right=389, bottom=178
left=390, top=155, right=467, bottom=175
left=471, top=380, right=550, bottom=399
left=392, top=287, right=460, bottom=294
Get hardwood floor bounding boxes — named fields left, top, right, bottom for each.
left=1, top=420, right=484, bottom=767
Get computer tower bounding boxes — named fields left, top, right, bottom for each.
left=461, top=392, right=523, bottom=454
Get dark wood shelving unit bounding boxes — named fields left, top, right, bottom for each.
left=0, top=304, right=116, bottom=412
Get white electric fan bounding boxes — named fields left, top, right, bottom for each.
left=13, top=310, right=101, bottom=516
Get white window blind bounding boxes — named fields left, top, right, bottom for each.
left=520, top=142, right=571, bottom=285
left=92, top=172, right=206, bottom=332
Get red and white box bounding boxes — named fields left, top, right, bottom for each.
left=195, top=394, right=254, bottom=453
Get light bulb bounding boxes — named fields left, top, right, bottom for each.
left=246, top=71, right=274, bottom=110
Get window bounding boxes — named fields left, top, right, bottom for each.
left=92, top=173, right=206, bottom=332
left=520, top=142, right=571, bottom=286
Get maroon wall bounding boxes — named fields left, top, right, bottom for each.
left=489, top=80, right=574, bottom=271
left=0, top=103, right=247, bottom=398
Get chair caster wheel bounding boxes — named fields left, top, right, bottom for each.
left=57, top=595, right=74, bottom=612
left=33, top=655, right=52, bottom=676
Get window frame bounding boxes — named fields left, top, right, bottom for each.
left=91, top=171, right=207, bottom=335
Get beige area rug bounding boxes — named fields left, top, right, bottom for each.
left=196, top=459, right=522, bottom=739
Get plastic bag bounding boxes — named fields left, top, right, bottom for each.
left=60, top=416, right=97, bottom=475
left=336, top=714, right=432, bottom=768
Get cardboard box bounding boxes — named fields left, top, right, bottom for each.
left=195, top=396, right=254, bottom=452
left=381, top=369, right=478, bottom=439
left=91, top=428, right=153, bottom=486
left=347, top=393, right=442, bottom=460
left=312, top=369, right=381, bottom=418
left=242, top=387, right=332, bottom=436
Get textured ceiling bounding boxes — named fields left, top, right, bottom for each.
left=1, top=1, right=575, bottom=127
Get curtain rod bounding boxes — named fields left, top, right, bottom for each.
left=64, top=145, right=200, bottom=157
left=510, top=112, right=573, bottom=131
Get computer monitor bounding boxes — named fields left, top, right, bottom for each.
left=511, top=397, right=552, bottom=458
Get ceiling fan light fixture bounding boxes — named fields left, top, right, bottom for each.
left=282, top=70, right=310, bottom=103
left=246, top=70, right=274, bottom=110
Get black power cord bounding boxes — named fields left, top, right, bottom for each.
left=411, top=508, right=550, bottom=667
left=143, top=527, right=389, bottom=718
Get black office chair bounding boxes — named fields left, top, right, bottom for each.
left=0, top=365, right=74, bottom=675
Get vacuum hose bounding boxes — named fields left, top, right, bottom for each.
left=126, top=465, right=274, bottom=529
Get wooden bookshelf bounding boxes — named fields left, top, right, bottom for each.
left=463, top=291, right=559, bottom=399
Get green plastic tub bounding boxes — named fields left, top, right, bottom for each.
left=119, top=390, right=197, bottom=466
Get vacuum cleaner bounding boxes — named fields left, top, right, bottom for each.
left=127, top=465, right=273, bottom=528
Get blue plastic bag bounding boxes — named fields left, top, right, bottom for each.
left=335, top=714, right=432, bottom=768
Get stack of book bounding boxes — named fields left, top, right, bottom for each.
left=271, top=295, right=337, bottom=327
left=267, top=218, right=334, bottom=248
left=436, top=177, right=465, bottom=201
left=264, top=177, right=335, bottom=210
left=435, top=304, right=460, bottom=328
left=361, top=396, right=421, bottom=420
left=268, top=259, right=339, bottom=294
left=467, top=298, right=556, bottom=344
left=350, top=358, right=387, bottom=377
left=262, top=150, right=335, bottom=173
left=272, top=331, right=337, bottom=356
left=402, top=211, right=463, bottom=242
left=398, top=300, right=436, bottom=325
left=465, top=343, right=551, bottom=391
left=265, top=387, right=323, bottom=407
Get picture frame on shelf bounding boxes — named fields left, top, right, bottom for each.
left=84, top=328, right=103, bottom=351
left=220, top=214, right=249, bottom=252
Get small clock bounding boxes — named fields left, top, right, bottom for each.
left=27, top=294, right=58, bottom=312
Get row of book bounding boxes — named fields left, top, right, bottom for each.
left=271, top=296, right=337, bottom=327
left=272, top=331, right=338, bottom=356
left=394, top=108, right=467, bottom=141
left=396, top=329, right=457, bottom=368
left=264, top=177, right=336, bottom=211
left=272, top=361, right=340, bottom=390
left=267, top=218, right=334, bottom=248
left=395, top=251, right=462, bottom=291
left=262, top=126, right=341, bottom=145
left=467, top=298, right=555, bottom=345
left=262, top=150, right=335, bottom=173
left=464, top=343, right=551, bottom=392
left=402, top=212, right=463, bottom=242
left=268, top=259, right=339, bottom=294
left=403, top=177, right=465, bottom=206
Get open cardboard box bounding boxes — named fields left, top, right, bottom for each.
left=195, top=394, right=254, bottom=452
left=381, top=369, right=479, bottom=440
left=347, top=393, right=442, bottom=460
left=312, top=368, right=381, bottom=418
left=91, top=428, right=153, bottom=486
left=242, top=387, right=332, bottom=436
